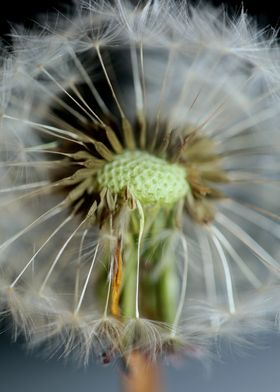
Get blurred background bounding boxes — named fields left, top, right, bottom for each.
left=0, top=1, right=279, bottom=391
left=1, top=332, right=280, bottom=391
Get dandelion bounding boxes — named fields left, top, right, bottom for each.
left=0, top=0, right=280, bottom=390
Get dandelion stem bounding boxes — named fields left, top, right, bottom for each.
left=122, top=242, right=137, bottom=318
left=121, top=352, right=162, bottom=392
left=158, top=263, right=177, bottom=325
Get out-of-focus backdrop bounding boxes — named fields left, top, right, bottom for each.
left=1, top=332, right=280, bottom=391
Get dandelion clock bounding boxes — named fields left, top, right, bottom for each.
left=0, top=1, right=280, bottom=390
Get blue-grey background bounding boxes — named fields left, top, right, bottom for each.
left=1, top=332, right=280, bottom=392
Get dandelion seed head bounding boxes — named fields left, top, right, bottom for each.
left=97, top=150, right=189, bottom=204
left=0, top=0, right=280, bottom=364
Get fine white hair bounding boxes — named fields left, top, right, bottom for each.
left=0, top=0, right=279, bottom=364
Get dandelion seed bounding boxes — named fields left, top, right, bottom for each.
left=0, top=0, right=280, bottom=390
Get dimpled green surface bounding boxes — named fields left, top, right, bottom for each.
left=97, top=150, right=189, bottom=204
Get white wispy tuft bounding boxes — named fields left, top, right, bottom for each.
left=0, top=0, right=279, bottom=364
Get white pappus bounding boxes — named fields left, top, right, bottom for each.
left=0, top=0, right=279, bottom=365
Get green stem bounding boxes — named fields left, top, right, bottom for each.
left=122, top=235, right=137, bottom=318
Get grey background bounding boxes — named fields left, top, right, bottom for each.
left=1, top=332, right=280, bottom=392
